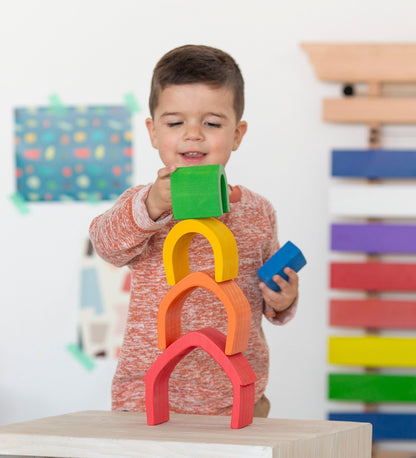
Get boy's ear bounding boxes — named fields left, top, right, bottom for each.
left=232, top=120, right=248, bottom=151
left=145, top=117, right=158, bottom=149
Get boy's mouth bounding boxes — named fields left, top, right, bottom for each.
left=180, top=151, right=207, bottom=159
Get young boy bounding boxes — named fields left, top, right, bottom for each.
left=89, top=44, right=299, bottom=418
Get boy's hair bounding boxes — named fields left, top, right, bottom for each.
left=149, top=44, right=245, bottom=121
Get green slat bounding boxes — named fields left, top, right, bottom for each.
left=329, top=373, right=416, bottom=403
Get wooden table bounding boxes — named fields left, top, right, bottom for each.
left=0, top=410, right=372, bottom=457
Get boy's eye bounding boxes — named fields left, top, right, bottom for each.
left=167, top=122, right=183, bottom=127
left=205, top=122, right=221, bottom=128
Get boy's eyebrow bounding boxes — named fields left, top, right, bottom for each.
left=160, top=111, right=228, bottom=119
left=160, top=112, right=181, bottom=117
left=207, top=112, right=227, bottom=119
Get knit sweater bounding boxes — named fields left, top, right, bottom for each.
left=89, top=183, right=296, bottom=415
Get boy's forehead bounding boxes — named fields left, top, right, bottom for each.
left=160, top=83, right=233, bottom=97
left=155, top=83, right=235, bottom=113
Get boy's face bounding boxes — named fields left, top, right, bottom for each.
left=146, top=83, right=247, bottom=168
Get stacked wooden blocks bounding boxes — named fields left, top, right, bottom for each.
left=303, top=43, right=416, bottom=453
left=143, top=164, right=256, bottom=429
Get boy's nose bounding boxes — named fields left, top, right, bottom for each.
left=184, top=123, right=203, bottom=141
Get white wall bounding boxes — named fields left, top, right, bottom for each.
left=1, top=0, right=416, bottom=425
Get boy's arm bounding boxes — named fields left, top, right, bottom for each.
left=259, top=199, right=299, bottom=325
left=89, top=184, right=172, bottom=267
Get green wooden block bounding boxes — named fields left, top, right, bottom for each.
left=171, top=164, right=230, bottom=220
left=328, top=373, right=416, bottom=403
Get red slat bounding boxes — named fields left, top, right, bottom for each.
left=330, top=262, right=416, bottom=291
left=330, top=299, right=416, bottom=329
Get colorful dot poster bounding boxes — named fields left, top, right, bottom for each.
left=79, top=239, right=130, bottom=359
left=14, top=106, right=133, bottom=202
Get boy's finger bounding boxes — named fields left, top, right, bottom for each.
left=272, top=275, right=289, bottom=291
left=259, top=282, right=276, bottom=301
left=284, top=268, right=299, bottom=286
left=158, top=165, right=177, bottom=179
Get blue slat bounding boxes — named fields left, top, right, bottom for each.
left=329, top=412, right=416, bottom=440
left=332, top=149, right=416, bottom=178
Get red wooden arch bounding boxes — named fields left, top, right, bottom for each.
left=143, top=327, right=257, bottom=429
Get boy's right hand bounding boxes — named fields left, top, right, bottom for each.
left=145, top=165, right=177, bottom=221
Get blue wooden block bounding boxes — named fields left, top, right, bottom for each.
left=332, top=149, right=416, bottom=178
left=328, top=412, right=416, bottom=441
left=257, top=241, right=306, bottom=292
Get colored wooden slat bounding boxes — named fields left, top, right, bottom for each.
left=323, top=98, right=416, bottom=124
left=328, top=336, right=416, bottom=368
left=328, top=412, right=416, bottom=441
left=330, top=262, right=416, bottom=292
left=330, top=299, right=416, bottom=329
left=332, top=149, right=416, bottom=178
left=329, top=184, right=416, bottom=218
left=328, top=373, right=416, bottom=403
left=375, top=451, right=416, bottom=458
left=301, top=43, right=416, bottom=82
left=331, top=223, right=416, bottom=254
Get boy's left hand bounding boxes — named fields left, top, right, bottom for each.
left=259, top=267, right=299, bottom=314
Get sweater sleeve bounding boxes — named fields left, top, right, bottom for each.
left=89, top=184, right=172, bottom=267
left=260, top=197, right=298, bottom=326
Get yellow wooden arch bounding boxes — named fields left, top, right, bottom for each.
left=163, top=217, right=238, bottom=285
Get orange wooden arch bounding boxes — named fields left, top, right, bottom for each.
left=157, top=270, right=251, bottom=355
left=144, top=327, right=257, bottom=429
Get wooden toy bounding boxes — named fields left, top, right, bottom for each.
left=332, top=149, right=416, bottom=179
left=302, top=43, right=416, bottom=82
left=331, top=223, right=416, bottom=254
left=330, top=262, right=416, bottom=291
left=163, top=217, right=238, bottom=285
left=323, top=98, right=416, bottom=124
left=303, top=42, right=416, bottom=453
left=330, top=299, right=416, bottom=329
left=257, top=241, right=306, bottom=292
left=170, top=164, right=230, bottom=220
left=144, top=327, right=257, bottom=429
left=328, top=336, right=416, bottom=368
left=329, top=412, right=416, bottom=441
left=328, top=373, right=416, bottom=403
left=157, top=270, right=251, bottom=355
left=330, top=183, right=416, bottom=218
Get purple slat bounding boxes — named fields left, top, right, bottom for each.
left=331, top=223, right=416, bottom=254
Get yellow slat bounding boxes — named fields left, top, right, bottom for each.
left=329, top=336, right=416, bottom=368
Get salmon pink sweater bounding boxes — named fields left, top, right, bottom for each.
left=89, top=184, right=296, bottom=415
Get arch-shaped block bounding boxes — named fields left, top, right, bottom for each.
left=170, top=164, right=230, bottom=220
left=144, top=327, right=257, bottom=429
left=158, top=270, right=251, bottom=355
left=163, top=217, right=238, bottom=285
